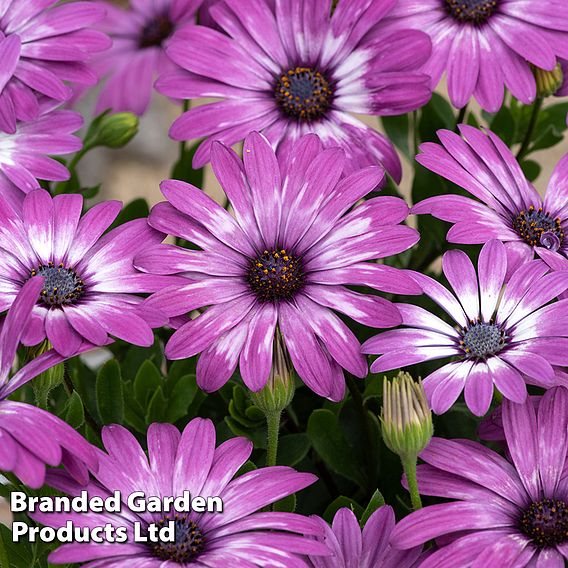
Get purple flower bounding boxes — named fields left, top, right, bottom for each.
left=412, top=125, right=568, bottom=276
left=155, top=0, right=432, bottom=179
left=0, top=188, right=177, bottom=356
left=0, top=277, right=97, bottom=488
left=136, top=132, right=421, bottom=400
left=362, top=239, right=568, bottom=416
left=0, top=103, right=83, bottom=210
left=391, top=387, right=568, bottom=567
left=34, top=418, right=330, bottom=566
left=0, top=0, right=109, bottom=132
left=307, top=506, right=422, bottom=568
left=87, top=0, right=203, bottom=115
left=382, top=0, right=568, bottom=111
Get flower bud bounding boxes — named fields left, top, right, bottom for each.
left=29, top=341, right=65, bottom=409
left=94, top=112, right=139, bottom=149
left=250, top=333, right=295, bottom=415
left=381, top=372, right=433, bottom=460
left=531, top=62, right=564, bottom=98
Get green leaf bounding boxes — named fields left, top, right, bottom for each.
left=133, top=360, right=163, bottom=407
left=273, top=494, right=296, bottom=513
left=307, top=409, right=367, bottom=487
left=96, top=360, right=124, bottom=425
left=172, top=140, right=204, bottom=188
left=487, top=105, right=515, bottom=146
left=110, top=198, right=149, bottom=230
left=520, top=160, right=541, bottom=182
left=64, top=391, right=85, bottom=429
left=166, top=374, right=198, bottom=422
left=419, top=93, right=454, bottom=142
left=360, top=489, right=386, bottom=527
left=276, top=434, right=311, bottom=467
left=145, top=386, right=168, bottom=424
left=381, top=115, right=410, bottom=159
left=322, top=497, right=364, bottom=523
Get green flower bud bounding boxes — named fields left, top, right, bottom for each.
left=381, top=372, right=433, bottom=460
left=29, top=341, right=65, bottom=409
left=95, top=112, right=139, bottom=149
left=532, top=62, right=564, bottom=98
left=250, top=332, right=295, bottom=415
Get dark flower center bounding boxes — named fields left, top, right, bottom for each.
left=275, top=67, right=334, bottom=121
left=139, top=15, right=174, bottom=48
left=513, top=206, right=564, bottom=252
left=247, top=249, right=304, bottom=302
left=31, top=263, right=85, bottom=307
left=151, top=516, right=205, bottom=562
left=444, top=0, right=498, bottom=23
left=460, top=322, right=505, bottom=359
left=520, top=499, right=568, bottom=548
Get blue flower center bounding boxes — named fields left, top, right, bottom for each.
left=151, top=516, right=205, bottom=562
left=460, top=322, right=505, bottom=359
left=444, top=0, right=498, bottom=23
left=139, top=15, right=173, bottom=48
left=275, top=67, right=334, bottom=121
left=520, top=499, right=568, bottom=548
left=31, top=264, right=84, bottom=307
left=247, top=249, right=304, bottom=302
left=513, top=206, right=564, bottom=252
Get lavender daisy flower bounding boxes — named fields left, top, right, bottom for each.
left=0, top=188, right=177, bottom=357
left=391, top=387, right=568, bottom=567
left=136, top=132, right=421, bottom=400
left=0, top=103, right=83, bottom=209
left=155, top=0, right=432, bottom=179
left=88, top=0, right=204, bottom=115
left=0, top=0, right=109, bottom=133
left=413, top=125, right=568, bottom=275
left=34, top=418, right=330, bottom=566
left=307, top=506, right=422, bottom=568
left=362, top=239, right=568, bottom=416
left=0, top=277, right=97, bottom=488
left=382, top=0, right=568, bottom=111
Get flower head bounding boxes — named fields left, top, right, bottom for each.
left=0, top=189, right=177, bottom=356
left=382, top=372, right=433, bottom=460
left=156, top=0, right=432, bottom=179
left=307, top=506, right=422, bottom=568
left=383, top=0, right=568, bottom=111
left=0, top=0, right=109, bottom=132
left=88, top=0, right=204, bottom=115
left=0, top=104, right=83, bottom=209
left=0, top=277, right=97, bottom=488
left=136, top=132, right=421, bottom=400
left=34, top=418, right=329, bottom=566
left=413, top=125, right=568, bottom=275
left=391, top=387, right=568, bottom=567
left=363, top=239, right=568, bottom=416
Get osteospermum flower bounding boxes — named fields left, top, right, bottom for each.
left=0, top=103, right=83, bottom=209
left=34, top=418, right=330, bottom=566
left=0, top=278, right=97, bottom=488
left=382, top=0, right=568, bottom=111
left=362, top=239, right=568, bottom=416
left=155, top=0, right=432, bottom=178
left=0, top=188, right=177, bottom=357
left=307, top=506, right=422, bottom=568
left=135, top=132, right=421, bottom=400
left=391, top=387, right=568, bottom=567
left=413, top=125, right=568, bottom=275
left=89, top=0, right=204, bottom=115
left=0, top=0, right=109, bottom=132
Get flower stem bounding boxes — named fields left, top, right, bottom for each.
left=402, top=454, right=422, bottom=510
left=412, top=110, right=419, bottom=157
left=516, top=98, right=543, bottom=160
left=265, top=410, right=282, bottom=467
left=455, top=103, right=468, bottom=131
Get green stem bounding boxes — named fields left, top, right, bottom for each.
left=455, top=103, right=468, bottom=130
left=412, top=110, right=419, bottom=157
left=179, top=100, right=190, bottom=159
left=0, top=526, right=9, bottom=568
left=265, top=410, right=282, bottom=467
left=402, top=454, right=422, bottom=510
left=516, top=98, right=543, bottom=160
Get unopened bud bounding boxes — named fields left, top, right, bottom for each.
left=95, top=112, right=139, bottom=149
left=250, top=333, right=295, bottom=415
left=381, top=372, right=433, bottom=460
left=532, top=62, right=564, bottom=98
left=29, top=341, right=65, bottom=409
